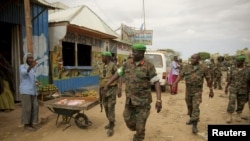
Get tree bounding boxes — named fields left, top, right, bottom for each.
left=157, top=49, right=181, bottom=59
left=198, top=52, right=210, bottom=60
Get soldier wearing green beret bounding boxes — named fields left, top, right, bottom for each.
left=235, top=55, right=246, bottom=61
left=101, top=51, right=112, bottom=57
left=103, top=44, right=162, bottom=141
left=131, top=43, right=147, bottom=51
left=225, top=55, right=250, bottom=123
left=99, top=51, right=121, bottom=136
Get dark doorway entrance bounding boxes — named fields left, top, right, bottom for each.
left=0, top=22, right=12, bottom=65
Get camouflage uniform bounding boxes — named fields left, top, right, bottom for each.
left=226, top=67, right=249, bottom=116
left=180, top=63, right=211, bottom=123
left=121, top=58, right=157, bottom=141
left=226, top=61, right=236, bottom=82
left=208, top=62, right=215, bottom=87
left=213, top=63, right=223, bottom=90
left=99, top=61, right=118, bottom=134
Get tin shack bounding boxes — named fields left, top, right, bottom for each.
left=0, top=0, right=53, bottom=101
left=48, top=5, right=119, bottom=95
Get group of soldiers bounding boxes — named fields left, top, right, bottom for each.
left=208, top=56, right=243, bottom=90
left=207, top=55, right=250, bottom=123
left=97, top=47, right=250, bottom=140
left=98, top=44, right=162, bottom=141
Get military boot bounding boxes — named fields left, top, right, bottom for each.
left=104, top=122, right=110, bottom=129
left=235, top=113, right=241, bottom=122
left=133, top=134, right=143, bottom=141
left=192, top=122, right=198, bottom=134
left=107, top=122, right=114, bottom=136
left=186, top=120, right=192, bottom=125
left=226, top=113, right=232, bottom=123
left=133, top=134, right=138, bottom=141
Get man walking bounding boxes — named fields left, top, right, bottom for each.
left=208, top=58, right=215, bottom=87
left=172, top=53, right=214, bottom=134
left=99, top=51, right=121, bottom=136
left=225, top=55, right=250, bottom=123
left=103, top=44, right=162, bottom=141
left=213, top=56, right=223, bottom=90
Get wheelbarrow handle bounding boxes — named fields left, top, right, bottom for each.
left=47, top=106, right=56, bottom=113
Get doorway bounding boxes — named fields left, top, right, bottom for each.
left=0, top=22, right=22, bottom=102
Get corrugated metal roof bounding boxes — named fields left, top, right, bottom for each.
left=49, top=5, right=118, bottom=38
left=48, top=2, right=69, bottom=11
left=32, top=0, right=56, bottom=9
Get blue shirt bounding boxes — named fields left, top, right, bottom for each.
left=171, top=60, right=180, bottom=75
left=19, top=64, right=38, bottom=95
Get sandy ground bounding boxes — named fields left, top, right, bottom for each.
left=0, top=77, right=250, bottom=141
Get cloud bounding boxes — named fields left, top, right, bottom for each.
left=46, top=0, right=250, bottom=60
left=241, top=38, right=250, bottom=43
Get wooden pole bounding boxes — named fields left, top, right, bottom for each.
left=24, top=0, right=33, bottom=54
left=143, top=0, right=146, bottom=30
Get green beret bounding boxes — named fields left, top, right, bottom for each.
left=131, top=43, right=146, bottom=51
left=101, top=51, right=112, bottom=57
left=235, top=55, right=246, bottom=61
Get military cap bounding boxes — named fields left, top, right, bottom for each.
left=131, top=43, right=146, bottom=51
left=235, top=55, right=246, bottom=61
left=101, top=51, right=112, bottom=57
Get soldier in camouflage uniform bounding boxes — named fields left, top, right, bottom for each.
left=225, top=55, right=250, bottom=123
left=172, top=53, right=214, bottom=134
left=213, top=56, right=223, bottom=90
left=103, top=44, right=162, bottom=141
left=208, top=58, right=215, bottom=87
left=225, top=57, right=236, bottom=82
left=99, top=51, right=122, bottom=136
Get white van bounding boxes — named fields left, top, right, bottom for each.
left=144, top=51, right=171, bottom=92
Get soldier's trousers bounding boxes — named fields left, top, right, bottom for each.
left=123, top=104, right=151, bottom=140
left=227, top=93, right=247, bottom=114
left=185, top=92, right=202, bottom=122
left=213, top=77, right=222, bottom=89
left=103, top=86, right=117, bottom=123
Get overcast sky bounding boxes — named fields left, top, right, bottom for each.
left=46, top=0, right=250, bottom=60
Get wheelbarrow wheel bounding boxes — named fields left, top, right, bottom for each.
left=74, top=113, right=92, bottom=129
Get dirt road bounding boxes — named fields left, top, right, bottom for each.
left=1, top=80, right=249, bottom=141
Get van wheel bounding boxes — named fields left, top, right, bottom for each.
left=161, top=86, right=166, bottom=92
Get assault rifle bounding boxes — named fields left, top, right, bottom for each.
left=99, top=88, right=103, bottom=112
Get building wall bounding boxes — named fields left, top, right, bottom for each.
left=116, top=43, right=131, bottom=65
left=49, top=29, right=103, bottom=92
left=0, top=0, right=50, bottom=100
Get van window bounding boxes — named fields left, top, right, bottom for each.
left=145, top=54, right=163, bottom=68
